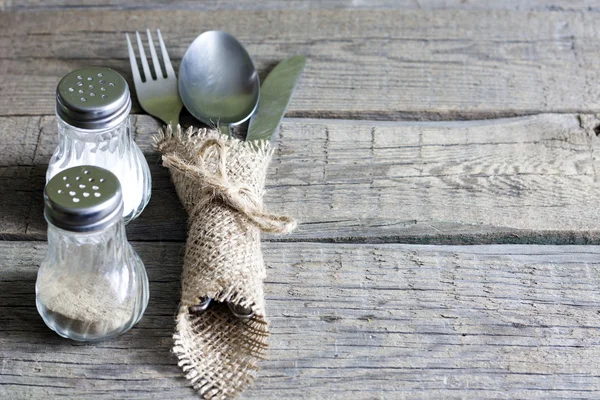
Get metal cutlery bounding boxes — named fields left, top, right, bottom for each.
left=126, top=29, right=182, bottom=129
left=189, top=297, right=254, bottom=320
left=245, top=55, right=306, bottom=144
left=186, top=56, right=305, bottom=320
left=178, top=30, right=260, bottom=137
left=127, top=30, right=304, bottom=321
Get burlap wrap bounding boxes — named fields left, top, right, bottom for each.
left=154, top=126, right=296, bottom=399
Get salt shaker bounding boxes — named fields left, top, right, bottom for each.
left=36, top=166, right=149, bottom=342
left=47, top=67, right=151, bottom=223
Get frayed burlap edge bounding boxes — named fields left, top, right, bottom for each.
left=155, top=125, right=296, bottom=399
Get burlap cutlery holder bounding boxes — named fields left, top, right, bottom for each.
left=155, top=126, right=296, bottom=399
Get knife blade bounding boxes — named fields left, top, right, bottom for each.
left=245, top=55, right=306, bottom=144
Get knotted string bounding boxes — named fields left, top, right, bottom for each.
left=161, top=138, right=297, bottom=234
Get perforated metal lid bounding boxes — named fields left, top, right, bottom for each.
left=56, top=67, right=131, bottom=130
left=44, top=166, right=124, bottom=232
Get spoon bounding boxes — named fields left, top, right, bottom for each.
left=179, top=31, right=260, bottom=136
left=189, top=296, right=255, bottom=320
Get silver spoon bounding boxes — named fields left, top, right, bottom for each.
left=180, top=31, right=259, bottom=319
left=178, top=30, right=260, bottom=137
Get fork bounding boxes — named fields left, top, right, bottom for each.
left=126, top=29, right=183, bottom=129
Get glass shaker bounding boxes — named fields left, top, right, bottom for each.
left=36, top=165, right=149, bottom=342
left=47, top=67, right=151, bottom=223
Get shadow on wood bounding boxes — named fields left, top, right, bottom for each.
left=0, top=269, right=57, bottom=340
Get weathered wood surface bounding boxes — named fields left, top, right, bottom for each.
left=1, top=8, right=600, bottom=119
left=2, top=241, right=600, bottom=399
left=2, top=0, right=598, bottom=12
left=3, top=2, right=600, bottom=399
left=3, top=113, right=600, bottom=244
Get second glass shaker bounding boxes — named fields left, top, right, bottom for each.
left=36, top=166, right=149, bottom=341
left=47, top=67, right=151, bottom=223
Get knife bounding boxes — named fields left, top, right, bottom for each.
left=245, top=55, right=306, bottom=144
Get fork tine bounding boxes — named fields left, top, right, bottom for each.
left=157, top=29, right=176, bottom=77
left=126, top=33, right=142, bottom=85
left=146, top=29, right=163, bottom=79
left=135, top=31, right=152, bottom=81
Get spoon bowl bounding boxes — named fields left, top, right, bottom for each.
left=179, top=31, right=260, bottom=134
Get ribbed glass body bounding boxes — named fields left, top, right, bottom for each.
left=47, top=117, right=151, bottom=223
left=36, top=219, right=149, bottom=341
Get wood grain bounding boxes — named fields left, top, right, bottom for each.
left=0, top=117, right=41, bottom=239
left=3, top=113, right=600, bottom=243
left=2, top=0, right=596, bottom=11
left=3, top=3, right=600, bottom=399
left=1, top=8, right=600, bottom=119
left=2, top=241, right=600, bottom=399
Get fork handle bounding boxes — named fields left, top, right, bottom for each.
left=163, top=114, right=180, bottom=130
left=220, top=124, right=232, bottom=138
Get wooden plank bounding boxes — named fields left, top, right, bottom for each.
left=3, top=113, right=600, bottom=243
left=1, top=0, right=595, bottom=12
left=0, top=167, right=34, bottom=239
left=0, top=116, right=41, bottom=167
left=0, top=9, right=599, bottom=119
left=2, top=241, right=600, bottom=398
left=0, top=117, right=41, bottom=239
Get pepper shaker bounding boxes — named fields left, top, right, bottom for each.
left=47, top=67, right=151, bottom=223
left=36, top=166, right=149, bottom=341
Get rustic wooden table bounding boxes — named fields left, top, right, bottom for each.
left=3, top=1, right=600, bottom=399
